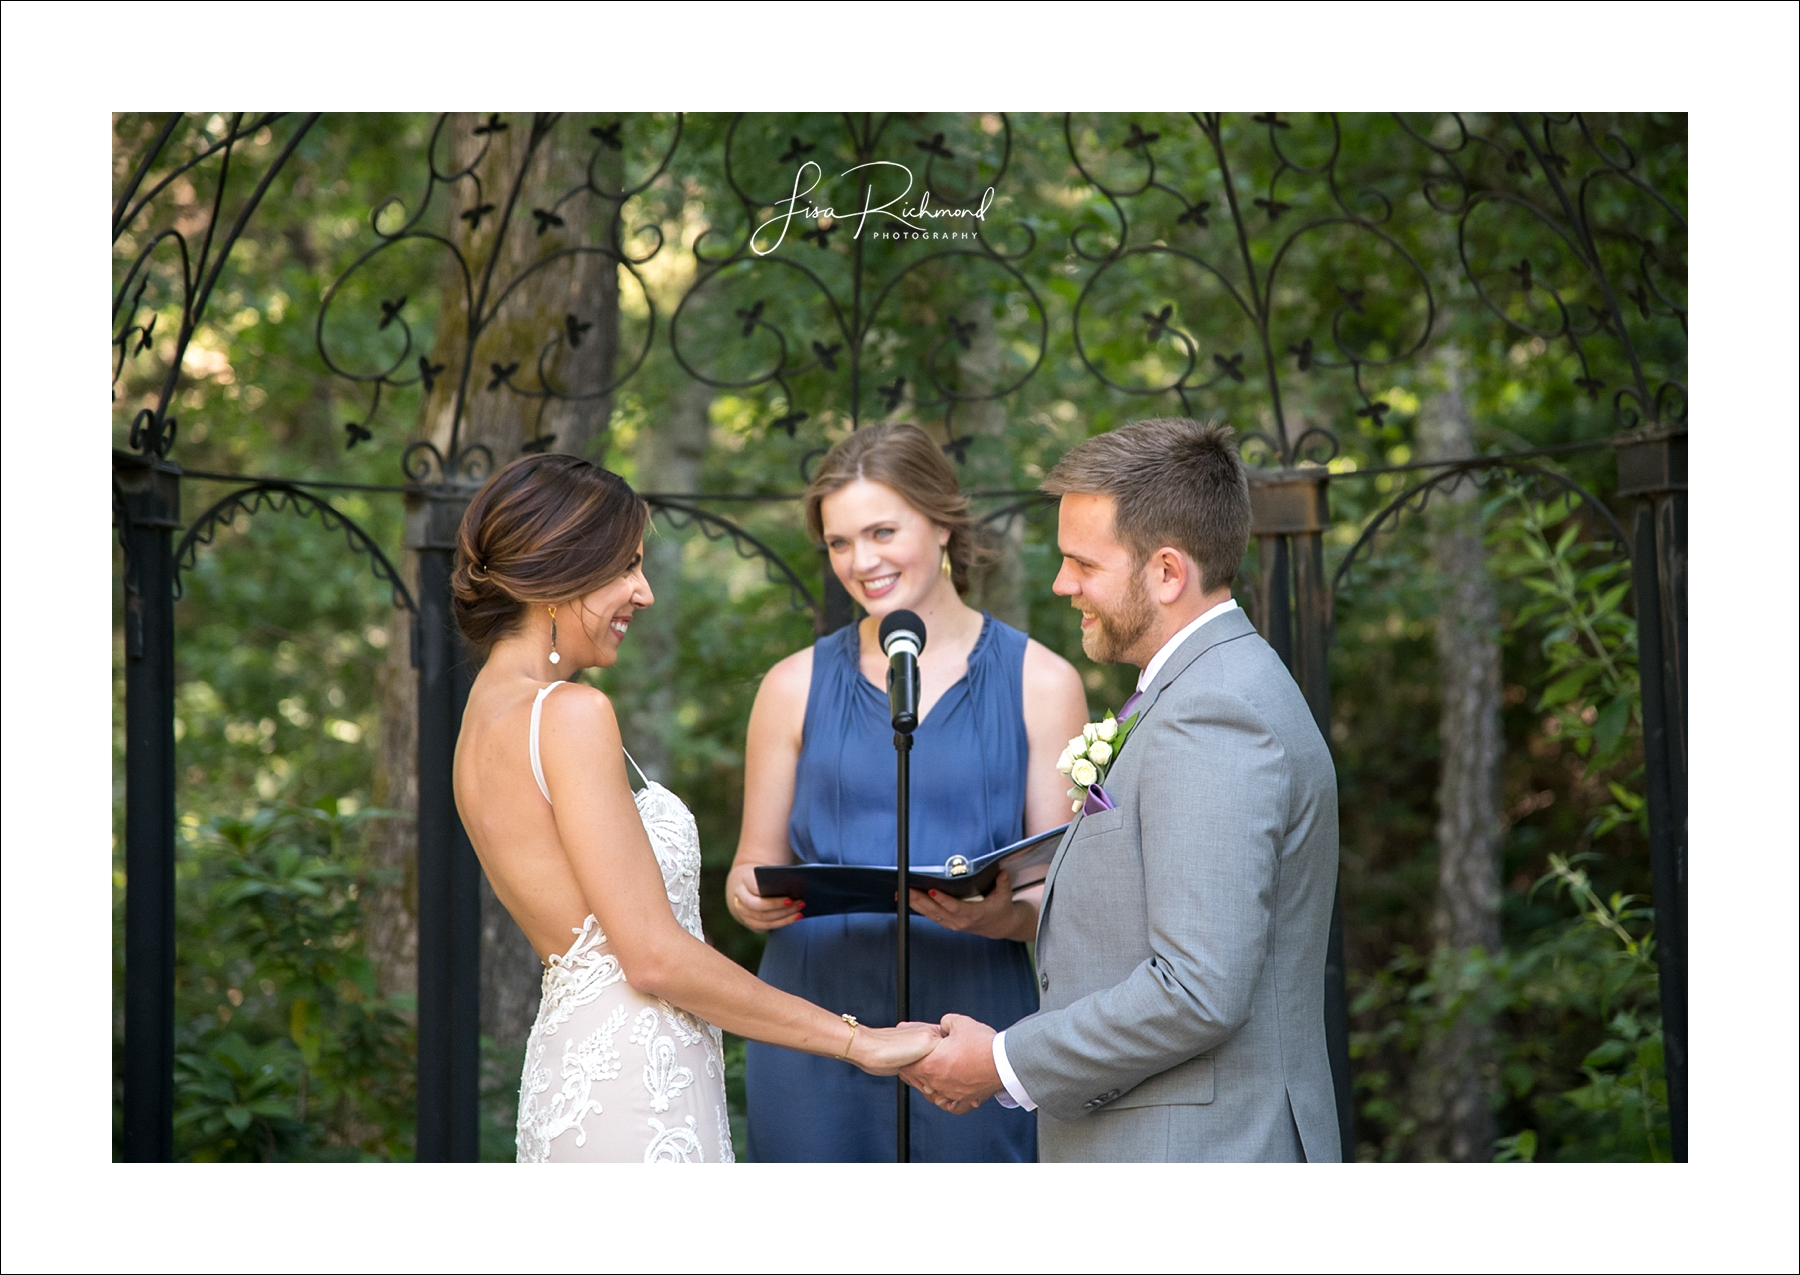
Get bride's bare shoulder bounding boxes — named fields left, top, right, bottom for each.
left=536, top=680, right=621, bottom=742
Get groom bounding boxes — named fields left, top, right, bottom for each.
left=901, top=417, right=1342, bottom=1162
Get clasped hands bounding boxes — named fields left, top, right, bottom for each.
left=894, top=1014, right=1005, bottom=1115
left=847, top=1014, right=1001, bottom=1117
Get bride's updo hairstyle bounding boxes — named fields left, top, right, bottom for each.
left=452, top=453, right=649, bottom=656
left=803, top=422, right=983, bottom=596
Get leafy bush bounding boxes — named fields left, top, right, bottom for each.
left=162, top=801, right=415, bottom=1161
left=1487, top=486, right=1645, bottom=840
left=1354, top=851, right=1667, bottom=1162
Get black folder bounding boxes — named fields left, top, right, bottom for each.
left=753, top=823, right=1071, bottom=919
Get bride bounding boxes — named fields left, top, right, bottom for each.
left=451, top=453, right=940, bottom=1162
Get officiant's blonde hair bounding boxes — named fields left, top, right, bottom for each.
left=804, top=422, right=984, bottom=595
left=1042, top=416, right=1251, bottom=593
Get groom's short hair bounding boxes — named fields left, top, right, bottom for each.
left=1042, top=417, right=1251, bottom=592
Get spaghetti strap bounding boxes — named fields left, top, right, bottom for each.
left=529, top=682, right=561, bottom=805
left=531, top=682, right=650, bottom=803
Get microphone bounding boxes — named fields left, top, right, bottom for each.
left=879, top=610, right=926, bottom=734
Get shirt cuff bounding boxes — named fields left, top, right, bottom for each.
left=992, top=1030, right=1036, bottom=1111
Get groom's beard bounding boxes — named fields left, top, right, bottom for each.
left=1080, top=572, right=1156, bottom=664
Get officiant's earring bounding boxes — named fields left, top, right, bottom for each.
left=940, top=547, right=953, bottom=580
left=547, top=606, right=560, bottom=666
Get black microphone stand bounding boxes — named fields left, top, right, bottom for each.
left=882, top=611, right=923, bottom=1164
left=893, top=724, right=913, bottom=1164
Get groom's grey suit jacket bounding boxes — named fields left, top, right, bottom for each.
left=1006, top=607, right=1341, bottom=1162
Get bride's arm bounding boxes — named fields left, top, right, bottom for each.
left=538, top=681, right=929, bottom=1071
left=724, top=649, right=811, bottom=933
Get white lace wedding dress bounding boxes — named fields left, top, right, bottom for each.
left=514, top=683, right=734, bottom=1163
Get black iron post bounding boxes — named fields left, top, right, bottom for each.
left=408, top=487, right=483, bottom=1162
left=116, top=450, right=181, bottom=1163
left=1616, top=427, right=1687, bottom=1162
left=893, top=730, right=913, bottom=1162
left=1249, top=471, right=1354, bottom=1161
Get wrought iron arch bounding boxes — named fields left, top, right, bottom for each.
left=173, top=481, right=417, bottom=614
left=1331, top=457, right=1630, bottom=599
left=645, top=497, right=820, bottom=628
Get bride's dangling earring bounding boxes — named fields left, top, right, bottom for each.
left=547, top=606, right=560, bottom=666
left=940, top=546, right=953, bottom=581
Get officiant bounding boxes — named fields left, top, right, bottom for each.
left=725, top=423, right=1089, bottom=1162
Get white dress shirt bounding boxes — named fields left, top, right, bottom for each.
left=992, top=596, right=1240, bottom=1111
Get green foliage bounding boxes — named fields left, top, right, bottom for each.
left=1488, top=487, right=1645, bottom=839
left=1535, top=854, right=1667, bottom=1160
left=175, top=1032, right=309, bottom=1161
left=480, top=1036, right=526, bottom=1163
left=1345, top=481, right=1661, bottom=1161
left=723, top=1034, right=749, bottom=1158
left=159, top=800, right=414, bottom=1161
left=1351, top=851, right=1667, bottom=1162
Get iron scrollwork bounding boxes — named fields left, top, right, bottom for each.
left=1400, top=112, right=1687, bottom=433
left=401, top=439, right=495, bottom=487
left=1064, top=112, right=1436, bottom=468
left=113, top=113, right=322, bottom=459
left=316, top=112, right=683, bottom=474
left=670, top=113, right=1049, bottom=479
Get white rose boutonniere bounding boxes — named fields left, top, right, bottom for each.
left=1055, top=705, right=1141, bottom=814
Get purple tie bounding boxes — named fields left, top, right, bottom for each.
left=1118, top=690, right=1144, bottom=721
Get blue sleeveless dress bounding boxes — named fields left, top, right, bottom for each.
left=745, top=615, right=1040, bottom=1162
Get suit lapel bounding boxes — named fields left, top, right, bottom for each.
left=1039, top=813, right=1086, bottom=911
left=1039, top=607, right=1258, bottom=912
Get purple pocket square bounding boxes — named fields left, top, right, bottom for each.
left=1081, top=784, right=1116, bottom=816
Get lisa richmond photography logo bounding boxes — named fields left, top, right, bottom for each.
left=752, top=160, right=996, bottom=256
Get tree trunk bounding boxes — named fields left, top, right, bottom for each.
left=368, top=609, right=419, bottom=1002
left=365, top=115, right=623, bottom=1065
left=955, top=300, right=1027, bottom=631
left=627, top=377, right=712, bottom=784
left=415, top=114, right=623, bottom=464
left=1409, top=344, right=1505, bottom=1162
